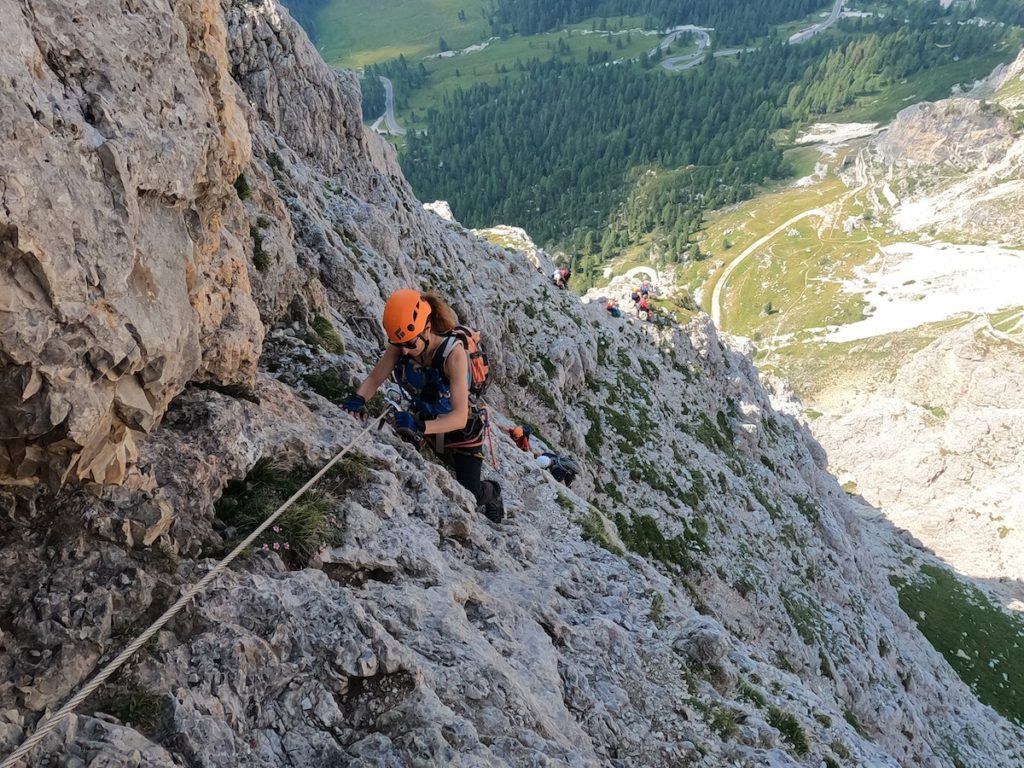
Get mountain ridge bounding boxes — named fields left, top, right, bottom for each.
left=1, top=1, right=1022, bottom=766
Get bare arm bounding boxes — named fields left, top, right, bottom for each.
left=423, top=343, right=470, bottom=436
left=355, top=345, right=401, bottom=400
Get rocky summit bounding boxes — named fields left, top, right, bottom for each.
left=1, top=2, right=1023, bottom=768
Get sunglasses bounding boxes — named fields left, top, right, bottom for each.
left=390, top=334, right=424, bottom=350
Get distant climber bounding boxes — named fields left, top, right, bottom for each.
left=630, top=288, right=641, bottom=309
left=536, top=452, right=579, bottom=487
left=640, top=279, right=652, bottom=297
left=342, top=289, right=503, bottom=522
left=552, top=266, right=571, bottom=290
left=637, top=294, right=652, bottom=320
left=606, top=299, right=622, bottom=318
left=509, top=425, right=532, bottom=452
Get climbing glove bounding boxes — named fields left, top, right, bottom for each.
left=393, top=411, right=424, bottom=444
left=341, top=392, right=366, bottom=418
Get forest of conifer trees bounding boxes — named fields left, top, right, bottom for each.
left=400, top=4, right=1012, bottom=279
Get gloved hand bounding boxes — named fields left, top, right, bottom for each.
left=341, top=392, right=366, bottom=418
left=393, top=411, right=424, bottom=443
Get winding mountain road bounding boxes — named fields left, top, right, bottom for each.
left=789, top=0, right=846, bottom=44
left=654, top=26, right=712, bottom=71
left=372, top=76, right=406, bottom=136
left=658, top=0, right=846, bottom=72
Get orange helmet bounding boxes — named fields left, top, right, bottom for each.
left=511, top=427, right=524, bottom=439
left=382, top=289, right=431, bottom=343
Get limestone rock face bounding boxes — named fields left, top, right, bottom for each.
left=0, top=0, right=263, bottom=486
left=871, top=53, right=1024, bottom=245
left=1, top=2, right=1023, bottom=768
left=813, top=320, right=1024, bottom=602
left=877, top=98, right=1015, bottom=170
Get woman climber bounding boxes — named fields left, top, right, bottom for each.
left=341, top=289, right=502, bottom=521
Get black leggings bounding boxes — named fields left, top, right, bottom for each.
left=443, top=449, right=483, bottom=501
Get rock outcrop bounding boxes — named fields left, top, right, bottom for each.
left=813, top=319, right=1024, bottom=602
left=873, top=47, right=1024, bottom=244
left=877, top=98, right=1015, bottom=169
left=0, top=0, right=263, bottom=486
left=1, top=2, right=1022, bottom=768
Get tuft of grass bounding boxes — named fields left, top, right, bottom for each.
left=311, top=314, right=345, bottom=354
left=579, top=508, right=624, bottom=556
left=602, top=481, right=624, bottom=504
left=780, top=588, right=823, bottom=646
left=831, top=739, right=851, bottom=759
left=92, top=688, right=167, bottom=734
left=767, top=707, right=809, bottom=756
left=304, top=368, right=349, bottom=404
left=843, top=707, right=866, bottom=737
left=751, top=483, right=783, bottom=522
left=647, top=589, right=666, bottom=628
left=540, top=356, right=557, bottom=379
left=792, top=494, right=820, bottom=523
left=215, top=456, right=352, bottom=567
left=737, top=680, right=767, bottom=708
left=581, top=401, right=603, bottom=457
left=692, top=698, right=739, bottom=740
left=250, top=225, right=269, bottom=272
left=555, top=491, right=574, bottom=512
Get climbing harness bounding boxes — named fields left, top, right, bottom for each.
left=0, top=408, right=393, bottom=768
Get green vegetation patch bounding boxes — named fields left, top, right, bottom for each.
left=213, top=454, right=383, bottom=567
left=767, top=707, right=809, bottom=756
left=691, top=697, right=740, bottom=740
left=91, top=687, right=168, bottom=734
left=310, top=314, right=345, bottom=354
left=613, top=512, right=705, bottom=573
left=304, top=368, right=349, bottom=404
left=693, top=412, right=737, bottom=458
left=579, top=508, right=624, bottom=556
left=780, top=588, right=825, bottom=646
left=892, top=564, right=1024, bottom=725
left=315, top=0, right=492, bottom=69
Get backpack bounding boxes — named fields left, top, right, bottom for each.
left=448, top=325, right=491, bottom=398
left=541, top=452, right=580, bottom=480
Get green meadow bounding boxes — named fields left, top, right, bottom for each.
left=316, top=0, right=491, bottom=69
left=893, top=564, right=1024, bottom=726
left=399, top=20, right=662, bottom=127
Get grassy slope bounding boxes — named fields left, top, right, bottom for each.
left=893, top=564, right=1024, bottom=726
left=400, top=20, right=661, bottom=126
left=316, top=0, right=491, bottom=69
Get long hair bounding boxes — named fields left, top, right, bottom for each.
left=422, top=291, right=458, bottom=334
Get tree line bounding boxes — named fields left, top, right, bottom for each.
left=400, top=11, right=1015, bottom=281
left=401, top=41, right=823, bottom=251
left=788, top=22, right=1007, bottom=117
left=485, top=0, right=830, bottom=45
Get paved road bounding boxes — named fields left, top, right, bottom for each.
left=789, top=0, right=846, bottom=44
left=655, top=25, right=712, bottom=72
left=710, top=209, right=825, bottom=328
left=376, top=76, right=406, bottom=136
left=658, top=0, right=837, bottom=74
